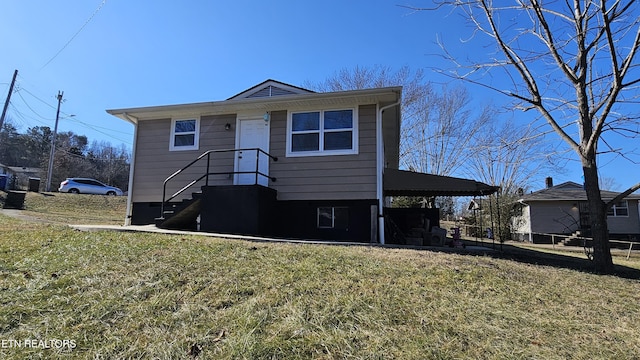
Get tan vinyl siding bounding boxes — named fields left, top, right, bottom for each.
left=269, top=105, right=377, bottom=200
left=132, top=114, right=236, bottom=202
left=131, top=104, right=379, bottom=203
left=382, top=104, right=400, bottom=169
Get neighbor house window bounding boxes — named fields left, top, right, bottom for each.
left=288, top=109, right=357, bottom=156
left=317, top=207, right=349, bottom=229
left=607, top=200, right=629, bottom=217
left=170, top=118, right=199, bottom=151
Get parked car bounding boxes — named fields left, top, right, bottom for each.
left=59, top=178, right=123, bottom=196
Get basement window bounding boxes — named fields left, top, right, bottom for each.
left=170, top=118, right=200, bottom=151
left=317, top=207, right=349, bottom=229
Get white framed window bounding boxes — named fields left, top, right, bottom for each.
left=170, top=118, right=199, bottom=151
left=287, top=108, right=357, bottom=157
left=317, top=207, right=349, bottom=229
left=607, top=200, right=629, bottom=217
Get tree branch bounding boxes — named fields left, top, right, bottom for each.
left=585, top=4, right=640, bottom=154
left=606, top=183, right=640, bottom=209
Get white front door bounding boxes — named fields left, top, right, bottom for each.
left=235, top=118, right=270, bottom=186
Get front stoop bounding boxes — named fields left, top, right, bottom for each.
left=199, top=185, right=277, bottom=236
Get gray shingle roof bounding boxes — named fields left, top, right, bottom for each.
left=519, top=181, right=640, bottom=202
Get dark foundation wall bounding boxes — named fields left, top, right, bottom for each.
left=130, top=196, right=378, bottom=243
left=274, top=199, right=377, bottom=242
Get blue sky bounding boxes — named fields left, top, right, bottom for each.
left=1, top=1, right=637, bottom=192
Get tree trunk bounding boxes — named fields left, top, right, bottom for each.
left=582, top=158, right=614, bottom=274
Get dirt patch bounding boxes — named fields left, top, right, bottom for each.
left=0, top=209, right=60, bottom=224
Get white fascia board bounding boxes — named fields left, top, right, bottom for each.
left=106, top=87, right=402, bottom=121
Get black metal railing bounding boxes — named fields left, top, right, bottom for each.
left=159, top=148, right=277, bottom=219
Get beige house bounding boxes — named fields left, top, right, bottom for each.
left=107, top=80, right=496, bottom=243
left=512, top=180, right=640, bottom=243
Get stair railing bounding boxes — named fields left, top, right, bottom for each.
left=159, top=148, right=277, bottom=219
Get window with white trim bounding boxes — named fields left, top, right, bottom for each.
left=317, top=207, right=349, bottom=229
left=170, top=118, right=199, bottom=151
left=607, top=200, right=629, bottom=217
left=287, top=109, right=357, bottom=156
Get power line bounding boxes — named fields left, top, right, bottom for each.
left=8, top=103, right=50, bottom=127
left=61, top=109, right=132, bottom=135
left=3, top=109, right=129, bottom=159
left=15, top=89, right=54, bottom=121
left=60, top=111, right=131, bottom=135
left=40, top=0, right=108, bottom=70
left=13, top=84, right=132, bottom=145
left=16, top=86, right=58, bottom=110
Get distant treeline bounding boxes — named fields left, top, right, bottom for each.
left=0, top=120, right=130, bottom=191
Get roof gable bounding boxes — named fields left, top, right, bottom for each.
left=554, top=181, right=583, bottom=190
left=227, top=79, right=314, bottom=100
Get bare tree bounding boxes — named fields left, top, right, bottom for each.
left=306, top=65, right=423, bottom=93
left=466, top=119, right=555, bottom=195
left=401, top=86, right=493, bottom=176
left=599, top=176, right=620, bottom=191
left=465, top=119, right=560, bottom=241
left=411, top=1, right=640, bottom=273
left=307, top=65, right=491, bottom=177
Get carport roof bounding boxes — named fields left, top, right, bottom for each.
left=383, top=169, right=499, bottom=197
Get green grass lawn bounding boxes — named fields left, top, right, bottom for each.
left=1, top=192, right=640, bottom=359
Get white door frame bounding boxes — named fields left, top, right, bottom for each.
left=234, top=112, right=270, bottom=185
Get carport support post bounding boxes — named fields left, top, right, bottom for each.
left=489, top=194, right=496, bottom=249
left=473, top=208, right=479, bottom=245
left=496, top=190, right=503, bottom=251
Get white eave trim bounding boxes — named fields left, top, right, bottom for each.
left=106, top=87, right=402, bottom=121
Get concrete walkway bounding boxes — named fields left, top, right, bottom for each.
left=70, top=223, right=498, bottom=252
left=70, top=223, right=375, bottom=247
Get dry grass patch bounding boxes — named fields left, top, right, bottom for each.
left=1, top=215, right=640, bottom=359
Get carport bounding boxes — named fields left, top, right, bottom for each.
left=382, top=169, right=500, bottom=245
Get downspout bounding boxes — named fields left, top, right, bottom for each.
left=377, top=99, right=401, bottom=245
left=122, top=113, right=138, bottom=226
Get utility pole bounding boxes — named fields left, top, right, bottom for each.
left=45, top=91, right=64, bottom=192
left=0, top=69, right=18, bottom=132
